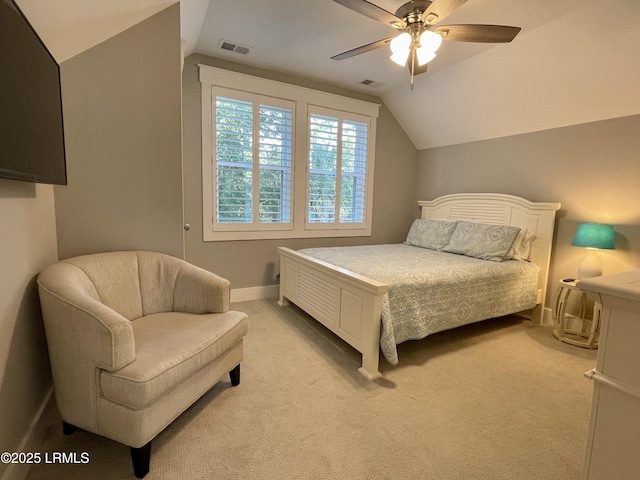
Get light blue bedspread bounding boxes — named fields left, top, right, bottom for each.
left=299, top=244, right=539, bottom=365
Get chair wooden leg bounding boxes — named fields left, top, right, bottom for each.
left=62, top=421, right=77, bottom=435
left=130, top=441, right=152, bottom=479
left=229, top=364, right=241, bottom=386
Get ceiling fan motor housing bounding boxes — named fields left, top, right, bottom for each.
left=395, top=0, right=433, bottom=24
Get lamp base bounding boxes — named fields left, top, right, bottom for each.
left=577, top=250, right=603, bottom=279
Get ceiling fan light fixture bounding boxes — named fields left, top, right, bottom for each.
left=390, top=50, right=410, bottom=67
left=390, top=32, right=412, bottom=66
left=416, top=48, right=436, bottom=66
left=419, top=30, right=442, bottom=52
left=390, top=32, right=411, bottom=51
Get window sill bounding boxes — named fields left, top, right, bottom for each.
left=203, top=227, right=372, bottom=242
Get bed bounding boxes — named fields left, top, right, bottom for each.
left=278, top=193, right=561, bottom=379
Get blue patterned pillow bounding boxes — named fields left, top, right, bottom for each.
left=405, top=219, right=458, bottom=250
left=442, top=221, right=521, bottom=262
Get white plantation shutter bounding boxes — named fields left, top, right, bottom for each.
left=340, top=119, right=367, bottom=223
left=308, top=109, right=369, bottom=227
left=200, top=66, right=378, bottom=240
left=215, top=97, right=253, bottom=224
left=258, top=104, right=292, bottom=223
left=213, top=91, right=293, bottom=230
left=308, top=114, right=338, bottom=223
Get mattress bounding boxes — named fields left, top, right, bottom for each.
left=299, top=244, right=539, bottom=365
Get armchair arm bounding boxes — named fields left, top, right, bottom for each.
left=38, top=287, right=136, bottom=372
left=173, top=263, right=230, bottom=314
left=37, top=266, right=136, bottom=372
left=38, top=266, right=136, bottom=431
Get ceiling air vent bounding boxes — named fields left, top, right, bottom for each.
left=359, top=79, right=386, bottom=88
left=218, top=39, right=251, bottom=55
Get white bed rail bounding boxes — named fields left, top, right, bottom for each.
left=278, top=246, right=387, bottom=379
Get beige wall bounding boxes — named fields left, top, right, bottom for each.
left=55, top=4, right=184, bottom=260
left=0, top=179, right=57, bottom=479
left=182, top=55, right=418, bottom=288
left=416, top=114, right=640, bottom=309
left=0, top=6, right=184, bottom=477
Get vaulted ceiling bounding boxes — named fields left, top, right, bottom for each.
left=16, top=0, right=640, bottom=149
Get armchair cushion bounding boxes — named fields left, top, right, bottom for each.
left=61, top=251, right=145, bottom=320
left=100, top=310, right=247, bottom=409
left=136, top=251, right=230, bottom=315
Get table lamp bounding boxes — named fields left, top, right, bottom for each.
left=571, top=223, right=615, bottom=279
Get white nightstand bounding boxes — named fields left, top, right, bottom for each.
left=553, top=279, right=601, bottom=348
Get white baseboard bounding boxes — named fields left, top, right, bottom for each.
left=1, top=387, right=57, bottom=480
left=230, top=284, right=279, bottom=303
left=542, top=307, right=553, bottom=326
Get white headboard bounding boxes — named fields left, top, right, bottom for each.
left=418, top=193, right=561, bottom=323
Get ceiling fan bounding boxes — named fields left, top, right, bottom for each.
left=331, top=0, right=521, bottom=88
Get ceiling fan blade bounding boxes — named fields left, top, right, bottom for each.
left=332, top=0, right=405, bottom=28
left=420, top=0, right=468, bottom=25
left=331, top=37, right=393, bottom=61
left=434, top=24, right=521, bottom=43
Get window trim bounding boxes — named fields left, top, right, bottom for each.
left=200, top=65, right=379, bottom=241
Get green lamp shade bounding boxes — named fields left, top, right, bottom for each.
left=571, top=223, right=615, bottom=250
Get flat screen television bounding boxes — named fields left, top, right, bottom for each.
left=0, top=0, right=67, bottom=185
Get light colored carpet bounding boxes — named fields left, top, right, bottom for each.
left=27, top=299, right=597, bottom=480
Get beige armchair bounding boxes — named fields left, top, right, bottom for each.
left=37, top=251, right=248, bottom=478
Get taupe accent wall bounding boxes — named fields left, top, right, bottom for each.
left=416, top=114, right=640, bottom=308
left=0, top=180, right=57, bottom=480
left=182, top=55, right=418, bottom=288
left=55, top=4, right=184, bottom=260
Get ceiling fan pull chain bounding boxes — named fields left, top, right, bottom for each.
left=410, top=49, right=415, bottom=90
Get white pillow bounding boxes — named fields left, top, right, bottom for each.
left=442, top=221, right=522, bottom=262
left=507, top=228, right=536, bottom=261
left=404, top=219, right=458, bottom=250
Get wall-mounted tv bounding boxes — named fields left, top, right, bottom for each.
left=0, top=0, right=67, bottom=185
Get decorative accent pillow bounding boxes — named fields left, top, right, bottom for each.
left=506, top=228, right=537, bottom=261
left=405, top=219, right=458, bottom=250
left=442, top=221, right=521, bottom=262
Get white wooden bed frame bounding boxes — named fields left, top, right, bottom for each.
left=278, top=193, right=561, bottom=379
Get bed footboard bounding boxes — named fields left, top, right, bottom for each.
left=278, top=247, right=388, bottom=379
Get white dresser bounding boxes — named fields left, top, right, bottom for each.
left=578, top=270, right=640, bottom=480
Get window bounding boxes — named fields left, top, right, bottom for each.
left=214, top=91, right=293, bottom=231
left=307, top=109, right=369, bottom=229
left=200, top=66, right=379, bottom=241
